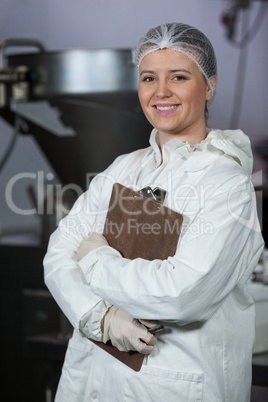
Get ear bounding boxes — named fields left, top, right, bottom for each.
left=206, top=75, right=217, bottom=101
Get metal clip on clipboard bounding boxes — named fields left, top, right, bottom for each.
left=138, top=186, right=166, bottom=205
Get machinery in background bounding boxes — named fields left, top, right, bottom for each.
left=220, top=0, right=268, bottom=45
left=0, top=39, right=152, bottom=241
left=0, top=41, right=153, bottom=401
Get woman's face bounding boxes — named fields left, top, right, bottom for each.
left=138, top=49, right=214, bottom=145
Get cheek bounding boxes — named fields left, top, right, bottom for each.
left=138, top=87, right=143, bottom=102
left=138, top=84, right=147, bottom=96
left=180, top=84, right=208, bottom=108
left=138, top=86, right=145, bottom=107
left=138, top=86, right=152, bottom=111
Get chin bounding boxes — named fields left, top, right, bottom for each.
left=155, top=126, right=183, bottom=135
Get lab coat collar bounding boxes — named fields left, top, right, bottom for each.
left=149, top=128, right=253, bottom=175
left=149, top=129, right=217, bottom=173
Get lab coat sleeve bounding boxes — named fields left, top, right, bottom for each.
left=78, top=174, right=264, bottom=324
left=43, top=174, right=112, bottom=341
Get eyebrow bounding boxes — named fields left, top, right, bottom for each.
left=139, top=69, right=192, bottom=76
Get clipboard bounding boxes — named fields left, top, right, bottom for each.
left=89, top=182, right=183, bottom=371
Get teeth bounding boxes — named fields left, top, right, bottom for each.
left=156, top=105, right=177, bottom=111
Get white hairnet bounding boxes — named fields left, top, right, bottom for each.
left=135, top=22, right=217, bottom=94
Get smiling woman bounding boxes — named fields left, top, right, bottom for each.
left=44, top=22, right=264, bottom=402
left=138, top=49, right=213, bottom=147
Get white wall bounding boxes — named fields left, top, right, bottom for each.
left=0, top=0, right=267, bottom=236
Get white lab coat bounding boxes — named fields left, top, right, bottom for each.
left=44, top=128, right=264, bottom=402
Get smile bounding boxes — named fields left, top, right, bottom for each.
left=153, top=104, right=180, bottom=115
left=156, top=105, right=177, bottom=111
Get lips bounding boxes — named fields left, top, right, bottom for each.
left=156, top=105, right=177, bottom=111
left=153, top=103, right=180, bottom=115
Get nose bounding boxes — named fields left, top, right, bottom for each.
left=155, top=79, right=172, bottom=99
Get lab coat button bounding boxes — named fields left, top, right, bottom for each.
left=90, top=392, right=98, bottom=400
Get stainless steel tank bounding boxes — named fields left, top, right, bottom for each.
left=6, top=47, right=139, bottom=98
left=1, top=42, right=152, bottom=190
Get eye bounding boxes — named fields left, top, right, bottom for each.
left=173, top=75, right=186, bottom=82
left=142, top=76, right=155, bottom=83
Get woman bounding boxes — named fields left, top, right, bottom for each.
left=44, top=23, right=264, bottom=401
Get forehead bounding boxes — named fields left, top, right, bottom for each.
left=139, top=48, right=198, bottom=73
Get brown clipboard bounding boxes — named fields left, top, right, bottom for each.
left=89, top=182, right=183, bottom=371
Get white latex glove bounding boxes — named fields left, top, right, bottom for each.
left=102, top=306, right=158, bottom=354
left=77, top=232, right=109, bottom=261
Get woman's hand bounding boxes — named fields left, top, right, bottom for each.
left=102, top=306, right=158, bottom=354
left=77, top=232, right=109, bottom=261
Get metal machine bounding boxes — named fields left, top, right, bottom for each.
left=0, top=40, right=153, bottom=401
left=0, top=39, right=151, bottom=191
